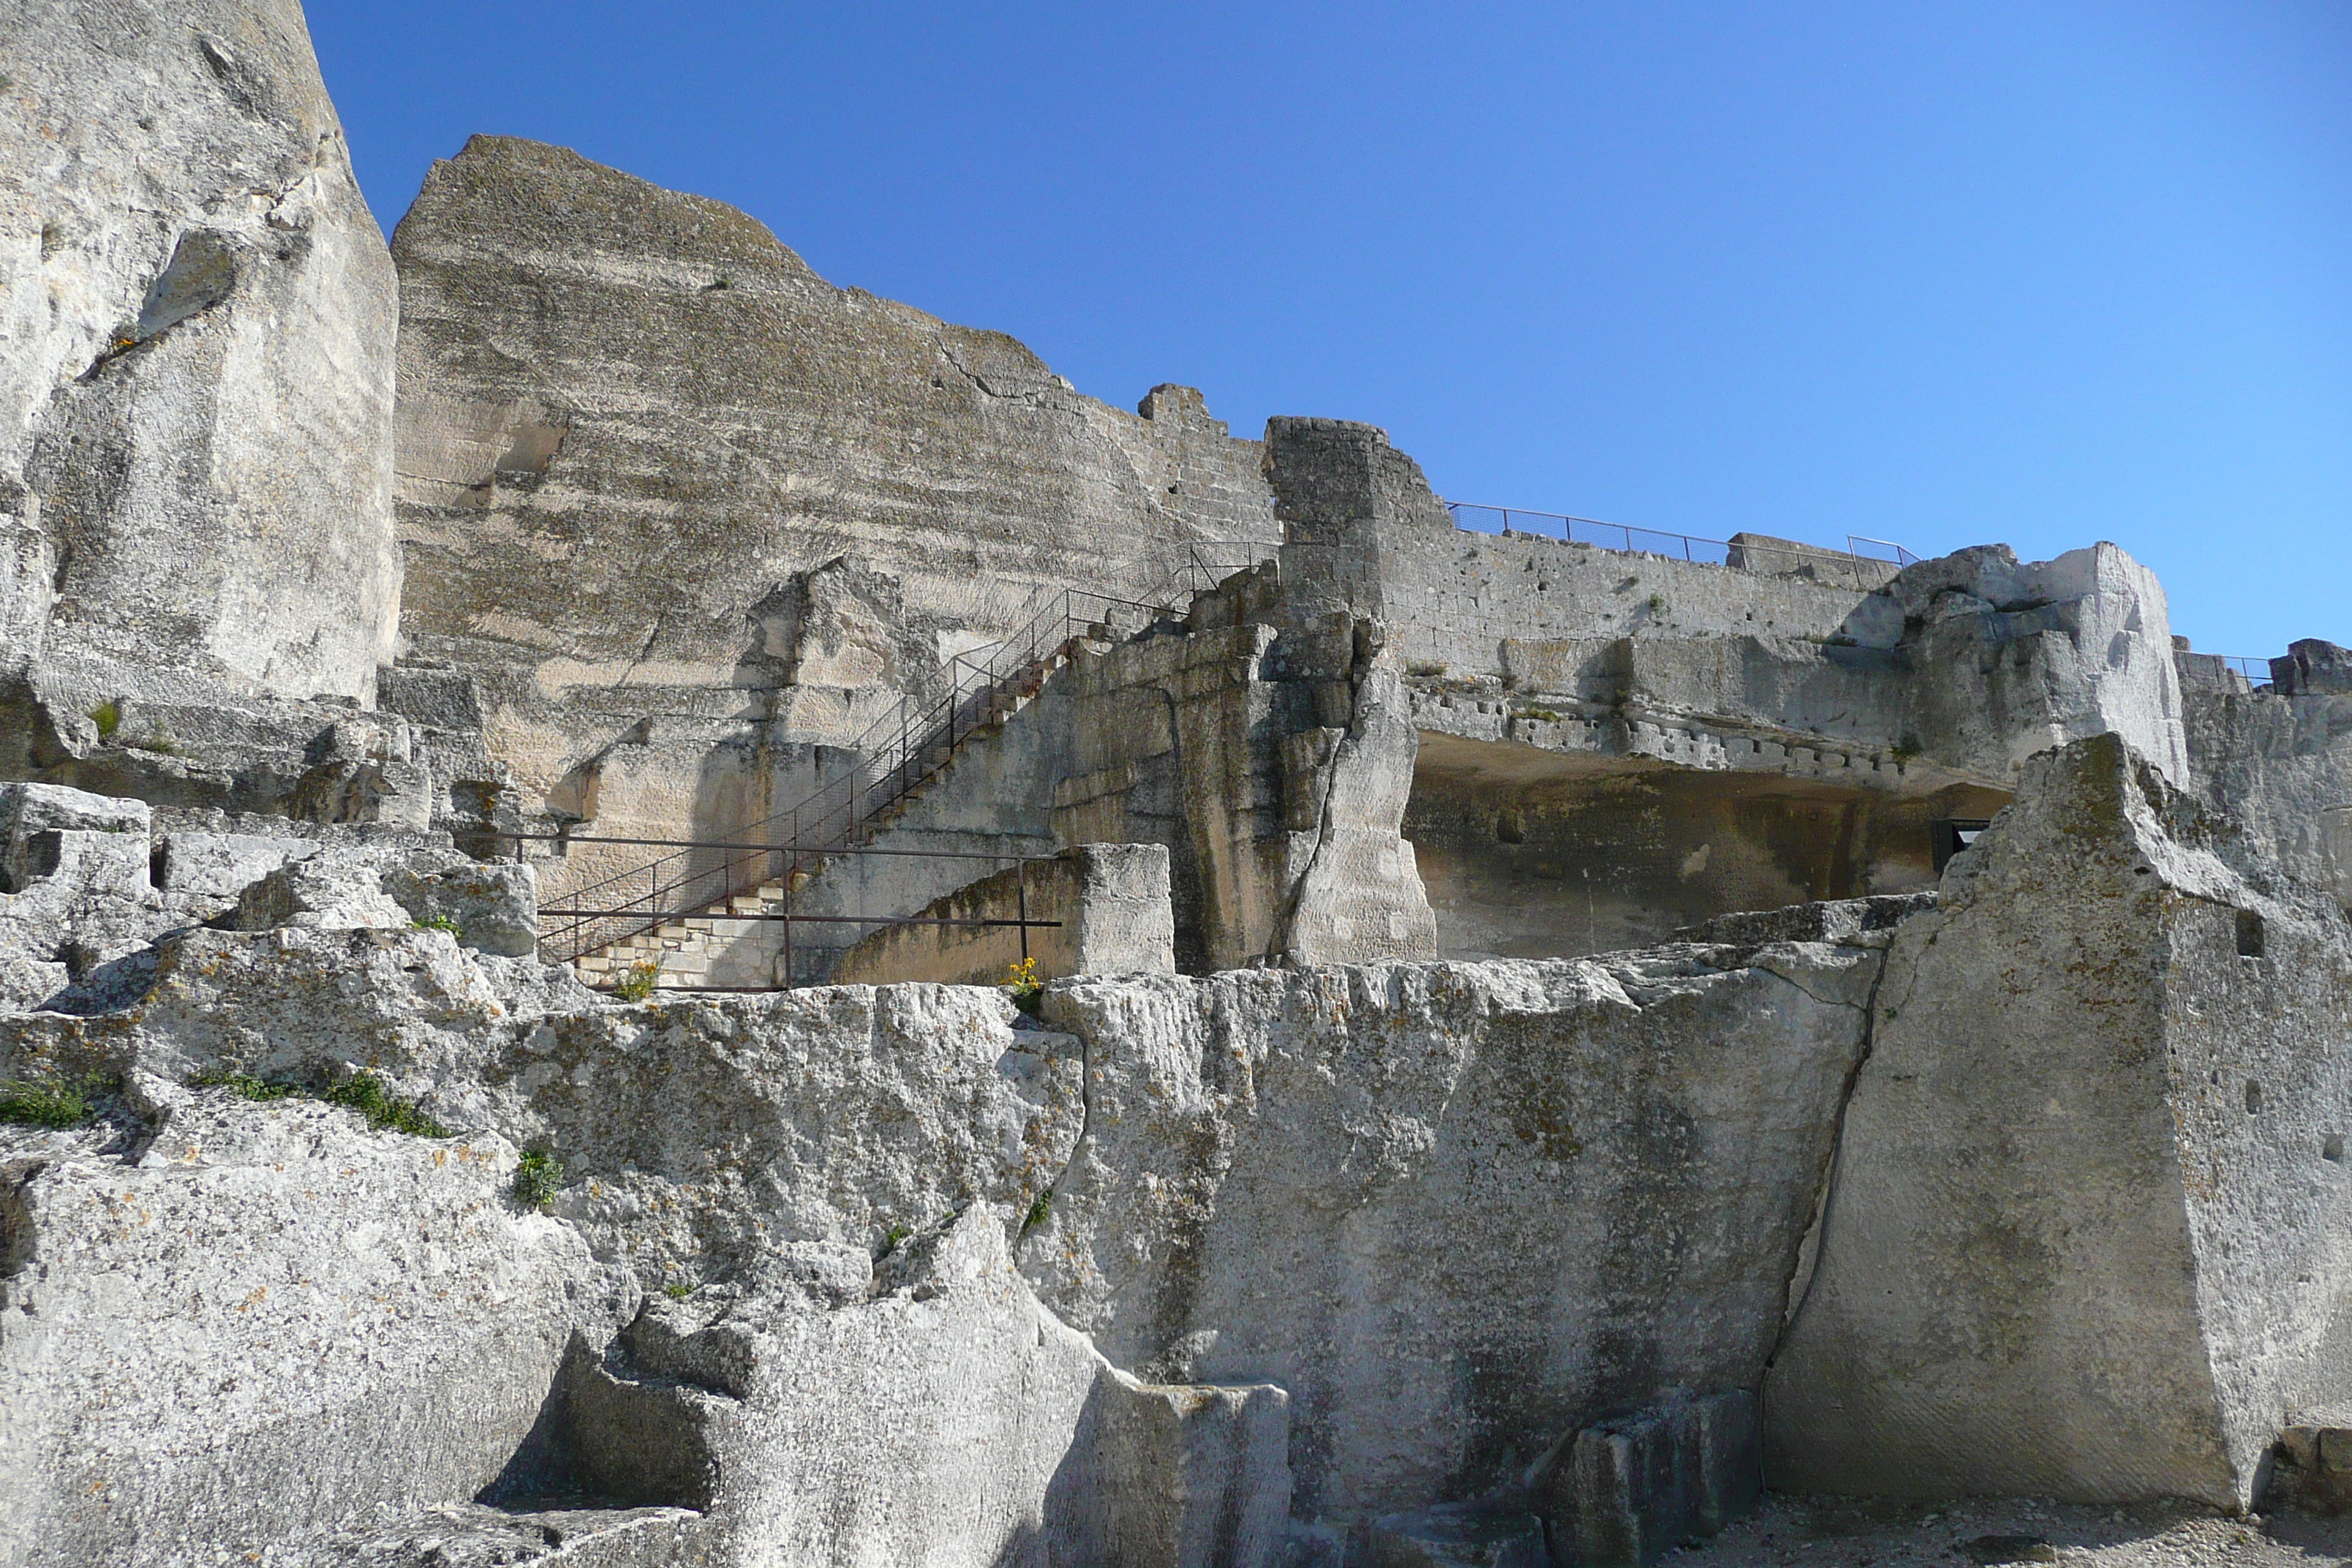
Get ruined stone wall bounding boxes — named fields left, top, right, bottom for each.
left=0, top=0, right=399, bottom=707
left=1387, top=531, right=2187, bottom=795
left=388, top=135, right=1277, bottom=857
left=2181, top=638, right=2352, bottom=909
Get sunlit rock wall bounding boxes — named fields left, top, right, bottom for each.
left=0, top=0, right=399, bottom=706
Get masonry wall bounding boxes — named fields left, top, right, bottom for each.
left=830, top=843, right=1176, bottom=987
left=2180, top=642, right=2352, bottom=908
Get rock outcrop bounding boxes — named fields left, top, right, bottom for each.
left=1765, top=732, right=2352, bottom=1507
left=0, top=779, right=1905, bottom=1564
left=388, top=135, right=1278, bottom=857
left=1027, top=941, right=1875, bottom=1537
left=0, top=1094, right=622, bottom=1564
left=0, top=0, right=399, bottom=706
left=13, top=1, right=2352, bottom=1557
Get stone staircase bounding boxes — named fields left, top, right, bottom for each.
left=566, top=600, right=1150, bottom=991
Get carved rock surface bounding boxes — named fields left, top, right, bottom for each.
left=0, top=0, right=399, bottom=704
left=1766, top=734, right=2352, bottom=1508
left=389, top=134, right=1276, bottom=853
left=0, top=1093, right=627, bottom=1565
left=1022, top=943, right=1882, bottom=1529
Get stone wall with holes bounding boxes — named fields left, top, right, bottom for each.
left=2180, top=637, right=2352, bottom=911
left=388, top=136, right=1279, bottom=860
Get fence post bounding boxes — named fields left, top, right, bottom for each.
left=780, top=852, right=794, bottom=990
left=1017, top=857, right=1029, bottom=968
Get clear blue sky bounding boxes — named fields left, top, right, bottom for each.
left=310, top=1, right=2350, bottom=660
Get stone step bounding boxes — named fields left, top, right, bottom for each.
left=1366, top=1504, right=1549, bottom=1567
left=314, top=1500, right=704, bottom=1564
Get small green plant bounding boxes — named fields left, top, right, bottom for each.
left=1021, top=1191, right=1053, bottom=1235
left=0, top=73, right=16, bottom=94
left=413, top=913, right=463, bottom=937
left=663, top=1280, right=693, bottom=1300
left=1515, top=706, right=1561, bottom=723
left=187, top=1068, right=298, bottom=1101
left=1890, top=734, right=1923, bottom=763
left=882, top=1221, right=912, bottom=1254
left=0, top=1074, right=107, bottom=1128
left=712, top=274, right=734, bottom=290
left=132, top=725, right=177, bottom=754
left=1405, top=660, right=1449, bottom=679
left=323, top=1072, right=449, bottom=1138
left=613, top=958, right=662, bottom=1002
left=1645, top=592, right=1666, bottom=612
left=88, top=700, right=121, bottom=742
left=1002, top=956, right=1042, bottom=1016
left=513, top=1147, right=562, bottom=1210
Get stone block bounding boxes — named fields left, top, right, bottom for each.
left=1533, top=1390, right=1760, bottom=1568
left=2271, top=639, right=2352, bottom=697
left=1365, top=1504, right=1552, bottom=1567
left=1688, top=1390, right=1763, bottom=1534
left=2265, top=1426, right=2352, bottom=1514
left=233, top=858, right=410, bottom=935
left=829, top=842, right=1176, bottom=987
left=1560, top=1403, right=1694, bottom=1567
left=154, top=832, right=320, bottom=901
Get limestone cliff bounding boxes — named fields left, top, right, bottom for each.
left=0, top=0, right=399, bottom=706
left=389, top=135, right=1277, bottom=851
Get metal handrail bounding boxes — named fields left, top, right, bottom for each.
left=1846, top=535, right=1925, bottom=568
left=1440, top=501, right=1918, bottom=590
left=2206, top=655, right=2275, bottom=683
left=539, top=546, right=1269, bottom=968
left=505, top=835, right=1066, bottom=992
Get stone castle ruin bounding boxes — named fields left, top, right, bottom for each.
left=5, top=4, right=2352, bottom=1564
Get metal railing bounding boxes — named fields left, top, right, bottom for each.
left=1441, top=502, right=1920, bottom=589
left=511, top=835, right=1062, bottom=991
left=2174, top=652, right=2288, bottom=690
left=1129, top=540, right=1277, bottom=607
left=538, top=568, right=1230, bottom=968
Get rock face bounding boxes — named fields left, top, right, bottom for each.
left=0, top=805, right=1294, bottom=1564
left=0, top=780, right=533, bottom=1012
left=1024, top=941, right=1877, bottom=1531
left=388, top=135, right=1277, bottom=856
left=1400, top=534, right=2191, bottom=959
left=0, top=1093, right=626, bottom=1566
left=1765, top=733, right=2352, bottom=1508
left=2178, top=638, right=2352, bottom=913
left=0, top=0, right=399, bottom=706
